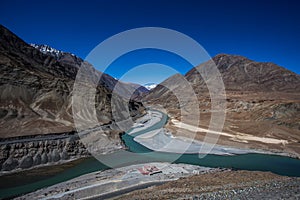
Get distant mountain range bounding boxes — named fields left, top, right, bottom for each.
left=30, top=44, right=148, bottom=100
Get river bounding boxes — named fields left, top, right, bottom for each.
left=1, top=110, right=300, bottom=199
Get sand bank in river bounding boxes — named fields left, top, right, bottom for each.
left=134, top=128, right=265, bottom=155
left=171, top=119, right=289, bottom=145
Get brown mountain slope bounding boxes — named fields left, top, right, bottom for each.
left=0, top=25, right=145, bottom=138
left=186, top=54, right=300, bottom=92
left=144, top=54, right=300, bottom=157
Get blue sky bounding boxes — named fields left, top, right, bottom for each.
left=104, top=49, right=193, bottom=84
left=1, top=0, right=299, bottom=85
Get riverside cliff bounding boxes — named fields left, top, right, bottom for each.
left=0, top=25, right=146, bottom=173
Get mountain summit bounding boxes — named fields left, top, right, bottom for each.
left=30, top=44, right=65, bottom=58
left=185, top=54, right=300, bottom=93
left=144, top=83, right=157, bottom=90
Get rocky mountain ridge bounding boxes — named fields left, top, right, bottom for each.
left=0, top=24, right=146, bottom=139
left=186, top=54, right=300, bottom=92
left=144, top=83, right=157, bottom=90
left=144, top=54, right=300, bottom=157
left=0, top=24, right=147, bottom=172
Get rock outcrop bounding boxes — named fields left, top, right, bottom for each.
left=0, top=134, right=89, bottom=172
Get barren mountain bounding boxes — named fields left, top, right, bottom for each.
left=186, top=54, right=300, bottom=92
left=144, top=54, right=300, bottom=157
left=0, top=25, right=145, bottom=138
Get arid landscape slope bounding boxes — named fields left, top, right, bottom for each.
left=116, top=170, right=300, bottom=200
left=0, top=25, right=146, bottom=138
left=144, top=54, right=300, bottom=157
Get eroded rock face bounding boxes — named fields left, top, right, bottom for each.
left=0, top=135, right=88, bottom=172
left=47, top=152, right=52, bottom=163
left=60, top=150, right=69, bottom=160
left=19, top=155, right=33, bottom=169
left=41, top=153, right=48, bottom=164
left=51, top=149, right=60, bottom=162
left=33, top=153, right=41, bottom=165
left=2, top=157, right=18, bottom=171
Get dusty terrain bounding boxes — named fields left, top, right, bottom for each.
left=116, top=170, right=300, bottom=200
left=0, top=25, right=146, bottom=138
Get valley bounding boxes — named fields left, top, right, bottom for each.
left=0, top=24, right=300, bottom=200
left=145, top=54, right=300, bottom=158
left=2, top=109, right=300, bottom=199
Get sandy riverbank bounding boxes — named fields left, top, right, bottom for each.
left=130, top=110, right=267, bottom=155
left=171, top=119, right=289, bottom=145
left=127, top=110, right=163, bottom=135
left=134, top=128, right=266, bottom=155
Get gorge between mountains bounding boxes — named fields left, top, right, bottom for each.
left=0, top=24, right=300, bottom=199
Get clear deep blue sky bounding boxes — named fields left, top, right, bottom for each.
left=1, top=0, right=299, bottom=84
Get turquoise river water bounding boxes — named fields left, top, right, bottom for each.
left=1, top=111, right=300, bottom=199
